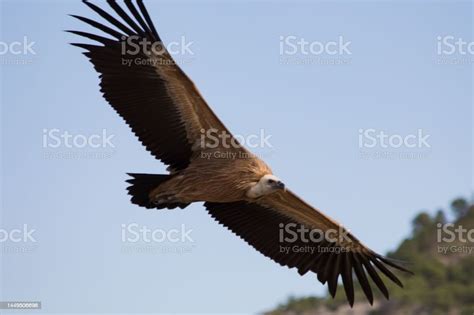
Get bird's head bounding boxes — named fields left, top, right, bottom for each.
left=247, top=174, right=285, bottom=198
left=261, top=174, right=285, bottom=191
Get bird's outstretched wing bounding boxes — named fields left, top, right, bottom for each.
left=205, top=190, right=412, bottom=306
left=69, top=0, right=245, bottom=171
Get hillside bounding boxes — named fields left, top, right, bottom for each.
left=264, top=197, right=474, bottom=315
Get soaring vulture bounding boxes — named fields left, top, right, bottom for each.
left=70, top=0, right=412, bottom=306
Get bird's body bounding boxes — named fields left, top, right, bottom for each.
left=70, top=0, right=412, bottom=307
left=149, top=152, right=273, bottom=204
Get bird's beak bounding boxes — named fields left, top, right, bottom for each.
left=277, top=181, right=285, bottom=190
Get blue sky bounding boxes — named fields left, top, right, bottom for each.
left=0, top=0, right=472, bottom=314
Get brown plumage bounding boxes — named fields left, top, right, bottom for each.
left=70, top=0, right=412, bottom=307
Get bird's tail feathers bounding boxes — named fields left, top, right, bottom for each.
left=126, top=173, right=189, bottom=210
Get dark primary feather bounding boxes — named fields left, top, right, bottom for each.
left=136, top=0, right=160, bottom=40
left=352, top=253, right=374, bottom=304
left=66, top=30, right=115, bottom=46
left=327, top=253, right=341, bottom=298
left=106, top=0, right=145, bottom=36
left=124, top=0, right=155, bottom=39
left=205, top=201, right=411, bottom=307
left=360, top=254, right=389, bottom=299
left=69, top=14, right=124, bottom=39
left=341, top=253, right=354, bottom=305
left=83, top=0, right=135, bottom=36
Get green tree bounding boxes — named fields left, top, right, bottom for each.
left=451, top=198, right=469, bottom=219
